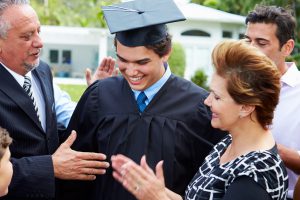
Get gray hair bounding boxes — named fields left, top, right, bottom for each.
left=0, top=0, right=30, bottom=38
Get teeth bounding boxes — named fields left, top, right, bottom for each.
left=130, top=77, right=142, bottom=81
left=30, top=49, right=41, bottom=55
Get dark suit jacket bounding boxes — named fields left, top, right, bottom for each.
left=0, top=61, right=59, bottom=199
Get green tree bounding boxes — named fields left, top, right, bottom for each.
left=31, top=0, right=119, bottom=27
left=191, top=0, right=297, bottom=17
left=168, top=43, right=186, bottom=77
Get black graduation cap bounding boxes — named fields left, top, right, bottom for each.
left=102, top=0, right=186, bottom=47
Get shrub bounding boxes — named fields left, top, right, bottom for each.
left=191, top=69, right=208, bottom=90
left=168, top=42, right=186, bottom=77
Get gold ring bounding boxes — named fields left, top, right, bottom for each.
left=134, top=185, right=140, bottom=192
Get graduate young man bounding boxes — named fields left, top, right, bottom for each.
left=59, top=0, right=225, bottom=199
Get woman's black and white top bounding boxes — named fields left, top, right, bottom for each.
left=185, top=135, right=288, bottom=200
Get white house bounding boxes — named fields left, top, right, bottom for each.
left=171, top=1, right=246, bottom=79
left=40, top=26, right=108, bottom=78
left=39, top=1, right=246, bottom=80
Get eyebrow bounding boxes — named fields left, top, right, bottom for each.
left=116, top=54, right=151, bottom=64
left=209, top=89, right=222, bottom=97
left=244, top=35, right=269, bottom=42
left=210, top=89, right=216, bottom=94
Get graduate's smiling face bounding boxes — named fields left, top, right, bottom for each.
left=204, top=73, right=242, bottom=131
left=116, top=41, right=169, bottom=91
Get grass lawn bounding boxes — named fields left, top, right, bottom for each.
left=58, top=84, right=87, bottom=102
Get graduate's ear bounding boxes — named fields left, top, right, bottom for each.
left=239, top=105, right=255, bottom=118
left=162, top=47, right=172, bottom=63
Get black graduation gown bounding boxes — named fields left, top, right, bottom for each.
left=58, top=75, right=226, bottom=200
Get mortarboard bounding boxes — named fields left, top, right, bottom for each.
left=102, top=0, right=186, bottom=47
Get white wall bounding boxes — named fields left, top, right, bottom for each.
left=40, top=26, right=109, bottom=78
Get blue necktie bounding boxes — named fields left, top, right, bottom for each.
left=137, top=92, right=147, bottom=112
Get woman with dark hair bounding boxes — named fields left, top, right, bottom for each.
left=111, top=40, right=288, bottom=200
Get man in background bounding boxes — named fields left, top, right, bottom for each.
left=245, top=5, right=300, bottom=199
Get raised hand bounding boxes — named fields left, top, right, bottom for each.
left=85, top=56, right=118, bottom=86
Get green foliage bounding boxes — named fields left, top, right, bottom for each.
left=192, top=0, right=296, bottom=17
left=290, top=55, right=300, bottom=70
left=191, top=69, right=208, bottom=90
left=203, top=0, right=218, bottom=7
left=31, top=0, right=120, bottom=28
left=58, top=84, right=87, bottom=102
left=168, top=43, right=186, bottom=77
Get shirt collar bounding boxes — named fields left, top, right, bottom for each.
left=0, top=62, right=32, bottom=87
left=281, top=62, right=300, bottom=87
left=133, top=62, right=172, bottom=101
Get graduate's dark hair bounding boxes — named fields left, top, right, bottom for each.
left=144, top=33, right=172, bottom=57
left=114, top=33, right=172, bottom=58
left=0, top=127, right=12, bottom=159
left=212, top=40, right=281, bottom=129
left=245, top=5, right=296, bottom=48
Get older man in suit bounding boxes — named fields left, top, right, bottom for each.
left=0, top=1, right=110, bottom=199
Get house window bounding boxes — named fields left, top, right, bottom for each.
left=49, top=50, right=59, bottom=63
left=181, top=29, right=211, bottom=37
left=222, top=31, right=232, bottom=38
left=62, top=50, right=71, bottom=64
left=239, top=33, right=245, bottom=39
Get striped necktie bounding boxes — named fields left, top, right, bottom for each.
left=137, top=91, right=147, bottom=113
left=23, top=76, right=40, bottom=122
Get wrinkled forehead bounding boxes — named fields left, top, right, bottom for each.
left=246, top=22, right=278, bottom=40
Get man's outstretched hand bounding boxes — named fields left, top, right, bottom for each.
left=52, top=130, right=110, bottom=180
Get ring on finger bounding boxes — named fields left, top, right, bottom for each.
left=134, top=180, right=142, bottom=193
left=134, top=185, right=140, bottom=192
